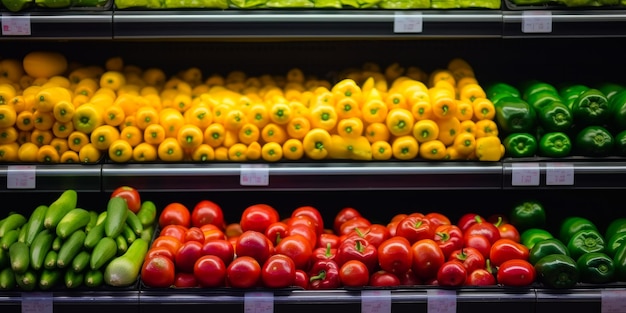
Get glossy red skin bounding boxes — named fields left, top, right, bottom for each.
left=457, top=213, right=484, bottom=233
left=398, top=269, right=421, bottom=286
left=191, top=200, right=225, bottom=229
left=433, top=224, right=465, bottom=259
left=146, top=246, right=176, bottom=262
left=410, top=239, right=445, bottom=281
left=463, top=234, right=492, bottom=259
left=261, top=254, right=297, bottom=288
left=201, top=239, right=234, bottom=266
left=496, top=222, right=521, bottom=243
left=286, top=215, right=318, bottom=234
left=386, top=221, right=400, bottom=237
left=465, top=268, right=496, bottom=286
left=333, top=207, right=362, bottom=234
left=395, top=215, right=436, bottom=245
left=226, top=256, right=262, bottom=288
left=317, top=233, right=340, bottom=249
left=292, top=206, right=325, bottom=235
left=489, top=238, right=529, bottom=267
left=184, top=227, right=205, bottom=243
left=175, top=240, right=204, bottom=273
left=194, top=255, right=227, bottom=287
left=449, top=247, right=486, bottom=274
left=274, top=234, right=313, bottom=270
left=240, top=203, right=280, bottom=234
left=294, top=269, right=310, bottom=290
left=265, top=221, right=290, bottom=247
left=141, top=255, right=176, bottom=288
left=235, top=230, right=274, bottom=265
left=336, top=236, right=379, bottom=273
left=496, top=259, right=536, bottom=287
left=369, top=270, right=401, bottom=287
left=173, top=272, right=198, bottom=288
left=151, top=236, right=182, bottom=258
left=424, top=212, right=451, bottom=229
left=308, top=259, right=341, bottom=290
left=437, top=260, right=468, bottom=287
left=346, top=224, right=390, bottom=248
left=159, top=225, right=188, bottom=242
left=339, top=216, right=372, bottom=236
left=111, top=186, right=141, bottom=213
left=159, top=202, right=191, bottom=228
left=287, top=224, right=317, bottom=249
left=202, top=228, right=227, bottom=242
left=377, top=236, right=413, bottom=275
left=311, top=243, right=338, bottom=262
left=339, top=260, right=370, bottom=287
left=464, top=222, right=501, bottom=244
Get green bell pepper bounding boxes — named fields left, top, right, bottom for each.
left=567, top=229, right=606, bottom=260
left=615, top=130, right=626, bottom=156
left=510, top=200, right=546, bottom=232
left=537, top=101, right=573, bottom=132
left=528, top=238, right=570, bottom=265
left=559, top=216, right=598, bottom=244
left=521, top=81, right=559, bottom=102
left=521, top=228, right=554, bottom=250
left=612, top=242, right=626, bottom=281
left=534, top=254, right=579, bottom=289
left=571, top=88, right=610, bottom=126
left=486, top=82, right=521, bottom=106
left=526, top=91, right=563, bottom=112
left=495, top=96, right=536, bottom=134
left=538, top=132, right=572, bottom=158
left=605, top=218, right=626, bottom=242
left=559, top=84, right=589, bottom=108
left=575, top=126, right=614, bottom=157
left=606, top=232, right=626, bottom=258
left=596, top=82, right=624, bottom=101
left=503, top=133, right=537, bottom=158
left=577, top=252, right=615, bottom=284
left=608, top=90, right=626, bottom=131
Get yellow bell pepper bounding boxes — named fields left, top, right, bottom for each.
left=430, top=88, right=457, bottom=120
left=30, top=129, right=53, bottom=147
left=104, top=104, right=125, bottom=127
left=224, top=108, right=247, bottom=131
left=428, top=69, right=456, bottom=89
left=228, top=143, right=248, bottom=162
left=144, top=124, right=166, bottom=145
left=0, top=105, right=16, bottom=129
left=190, top=144, right=215, bottom=162
left=35, top=86, right=72, bottom=113
left=302, top=128, right=332, bottom=160
left=245, top=142, right=262, bottom=161
left=0, top=142, right=19, bottom=162
left=419, top=139, right=447, bottom=160
left=222, top=129, right=239, bottom=148
left=460, top=120, right=476, bottom=135
left=67, top=131, right=89, bottom=152
left=308, top=104, right=338, bottom=132
left=90, top=125, right=120, bottom=151
left=261, top=142, right=283, bottom=162
left=72, top=103, right=104, bottom=134
left=177, top=124, right=204, bottom=151
left=385, top=92, right=408, bottom=111
left=474, top=119, right=499, bottom=138
left=160, top=108, right=185, bottom=138
left=247, top=103, right=271, bottom=129
left=412, top=119, right=439, bottom=143
left=0, top=126, right=17, bottom=145
left=335, top=97, right=361, bottom=120
left=471, top=97, right=496, bottom=121
left=33, top=110, right=54, bottom=131
left=108, top=139, right=133, bottom=163
left=36, top=144, right=60, bottom=163
left=157, top=137, right=184, bottom=162
left=385, top=108, right=414, bottom=137
left=410, top=100, right=433, bottom=121
left=132, top=142, right=158, bottom=162
left=184, top=104, right=213, bottom=130
left=459, top=83, right=486, bottom=103
left=52, top=100, right=75, bottom=124
left=336, top=117, right=364, bottom=138
left=269, top=102, right=293, bottom=125
left=328, top=135, right=372, bottom=160
left=364, top=122, right=390, bottom=144
left=332, top=78, right=362, bottom=103
left=435, top=117, right=461, bottom=147
left=78, top=143, right=101, bottom=164
left=475, top=136, right=505, bottom=161
left=120, top=125, right=142, bottom=147
left=286, top=116, right=311, bottom=140
left=391, top=135, right=419, bottom=160
left=261, top=123, right=287, bottom=145
left=50, top=137, right=68, bottom=155
left=282, top=139, right=304, bottom=160
left=204, top=123, right=226, bottom=148
left=15, top=111, right=34, bottom=131
left=361, top=99, right=388, bottom=124
left=371, top=141, right=392, bottom=160
left=454, top=99, right=474, bottom=122
left=60, top=150, right=80, bottom=163
left=135, top=106, right=159, bottom=130
left=238, top=123, right=260, bottom=145
left=453, top=132, right=477, bottom=156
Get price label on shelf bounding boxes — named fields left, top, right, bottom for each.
left=361, top=290, right=391, bottom=313
left=511, top=163, right=540, bottom=186
left=601, top=289, right=626, bottom=313
left=22, top=292, right=52, bottom=313
left=2, top=14, right=32, bottom=36
left=244, top=291, right=274, bottom=313
left=7, top=165, right=36, bottom=189
left=427, top=289, right=456, bottom=313
left=545, top=162, right=574, bottom=186
left=240, top=164, right=269, bottom=186
left=521, top=11, right=552, bottom=33
left=393, top=12, right=423, bottom=33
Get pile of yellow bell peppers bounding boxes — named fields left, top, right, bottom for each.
left=0, top=53, right=504, bottom=163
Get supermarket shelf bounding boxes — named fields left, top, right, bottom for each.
left=0, top=164, right=102, bottom=192
left=502, top=10, right=626, bottom=38
left=0, top=11, right=113, bottom=40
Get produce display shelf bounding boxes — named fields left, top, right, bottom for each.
left=0, top=163, right=102, bottom=192
left=0, top=11, right=113, bottom=39
left=502, top=10, right=626, bottom=38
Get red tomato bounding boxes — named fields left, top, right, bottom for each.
left=265, top=221, right=289, bottom=247
left=240, top=203, right=280, bottom=234
left=464, top=234, right=492, bottom=259
left=294, top=269, right=309, bottom=289
left=235, top=230, right=274, bottom=265
left=495, top=221, right=521, bottom=243
left=159, top=202, right=191, bottom=228
left=346, top=224, right=390, bottom=248
left=377, top=236, right=413, bottom=275
left=159, top=224, right=188, bottom=242
left=398, top=269, right=421, bottom=286
left=194, top=255, right=227, bottom=287
left=141, top=255, right=176, bottom=288
left=287, top=224, right=317, bottom=249
left=151, top=236, right=182, bottom=258
left=173, top=272, right=198, bottom=288
left=110, top=186, right=141, bottom=214
left=226, top=256, right=261, bottom=288
left=465, top=221, right=501, bottom=244
left=292, top=205, right=324, bottom=236
left=287, top=215, right=318, bottom=234
left=201, top=239, right=235, bottom=266
left=184, top=227, right=205, bottom=243
left=333, top=207, right=362, bottom=234
left=497, top=259, right=536, bottom=287
left=410, top=239, right=445, bottom=281
left=457, top=213, right=484, bottom=233
left=338, top=216, right=371, bottom=236
left=489, top=238, right=529, bottom=267
left=449, top=247, right=486, bottom=274
left=465, top=268, right=496, bottom=286
left=369, top=270, right=400, bottom=287
left=433, top=224, right=464, bottom=259
left=146, top=246, right=176, bottom=262
left=274, top=234, right=313, bottom=270
left=202, top=228, right=226, bottom=242
left=261, top=254, right=297, bottom=288
left=175, top=240, right=204, bottom=273
left=191, top=200, right=225, bottom=229
left=395, top=215, right=436, bottom=245
left=437, top=260, right=467, bottom=287
left=339, top=259, right=370, bottom=287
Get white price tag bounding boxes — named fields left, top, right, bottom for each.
left=545, top=163, right=574, bottom=186
left=7, top=165, right=36, bottom=189
left=601, top=289, right=626, bottom=313
left=393, top=12, right=423, bottom=33
left=427, top=289, right=456, bottom=313
left=361, top=290, right=392, bottom=313
left=521, top=11, right=552, bottom=33
left=244, top=291, right=274, bottom=313
left=240, top=164, right=269, bottom=186
left=2, top=14, right=32, bottom=36
left=511, top=163, right=540, bottom=186
left=22, top=292, right=53, bottom=313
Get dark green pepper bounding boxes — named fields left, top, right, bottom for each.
left=537, top=101, right=573, bottom=133
left=494, top=96, right=536, bottom=134
left=521, top=81, right=559, bottom=102
left=571, top=88, right=610, bottom=126
left=526, top=91, right=563, bottom=112
left=576, top=252, right=615, bottom=284
left=596, top=82, right=624, bottom=101
left=606, top=232, right=626, bottom=259
left=614, top=130, right=626, bottom=156
left=612, top=243, right=626, bottom=281
left=538, top=132, right=572, bottom=158
left=521, top=228, right=554, bottom=250
left=486, top=82, right=521, bottom=100
left=559, top=84, right=589, bottom=108
left=502, top=133, right=537, bottom=158
left=604, top=218, right=626, bottom=242
left=559, top=216, right=598, bottom=244
left=608, top=90, right=626, bottom=131
left=509, top=200, right=546, bottom=232
left=575, top=126, right=614, bottom=157
left=567, top=229, right=606, bottom=260
left=528, top=238, right=570, bottom=265
left=534, top=254, right=579, bottom=289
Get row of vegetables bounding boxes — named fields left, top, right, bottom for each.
left=0, top=186, right=625, bottom=290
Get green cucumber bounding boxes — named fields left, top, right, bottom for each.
left=44, top=189, right=78, bottom=230
left=1, top=229, right=20, bottom=250
left=44, top=250, right=58, bottom=269
left=52, top=236, right=63, bottom=251
left=0, top=267, right=16, bottom=290
left=115, top=234, right=128, bottom=256
left=39, top=268, right=62, bottom=290
left=15, top=269, right=37, bottom=291
left=104, top=238, right=148, bottom=287
left=29, top=229, right=54, bottom=271
left=56, top=229, right=86, bottom=268
left=9, top=241, right=30, bottom=274
left=122, top=224, right=136, bottom=244
left=105, top=197, right=129, bottom=238
left=56, top=208, right=91, bottom=239
left=85, top=269, right=103, bottom=287
left=72, top=250, right=91, bottom=272
left=84, top=222, right=105, bottom=250
left=85, top=210, right=99, bottom=233
left=23, top=205, right=48, bottom=245
left=96, top=211, right=107, bottom=226
left=17, top=226, right=27, bottom=244
left=0, top=213, right=27, bottom=237
left=136, top=201, right=157, bottom=227
left=90, top=236, right=117, bottom=270
left=126, top=209, right=143, bottom=236
left=64, top=269, right=84, bottom=289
